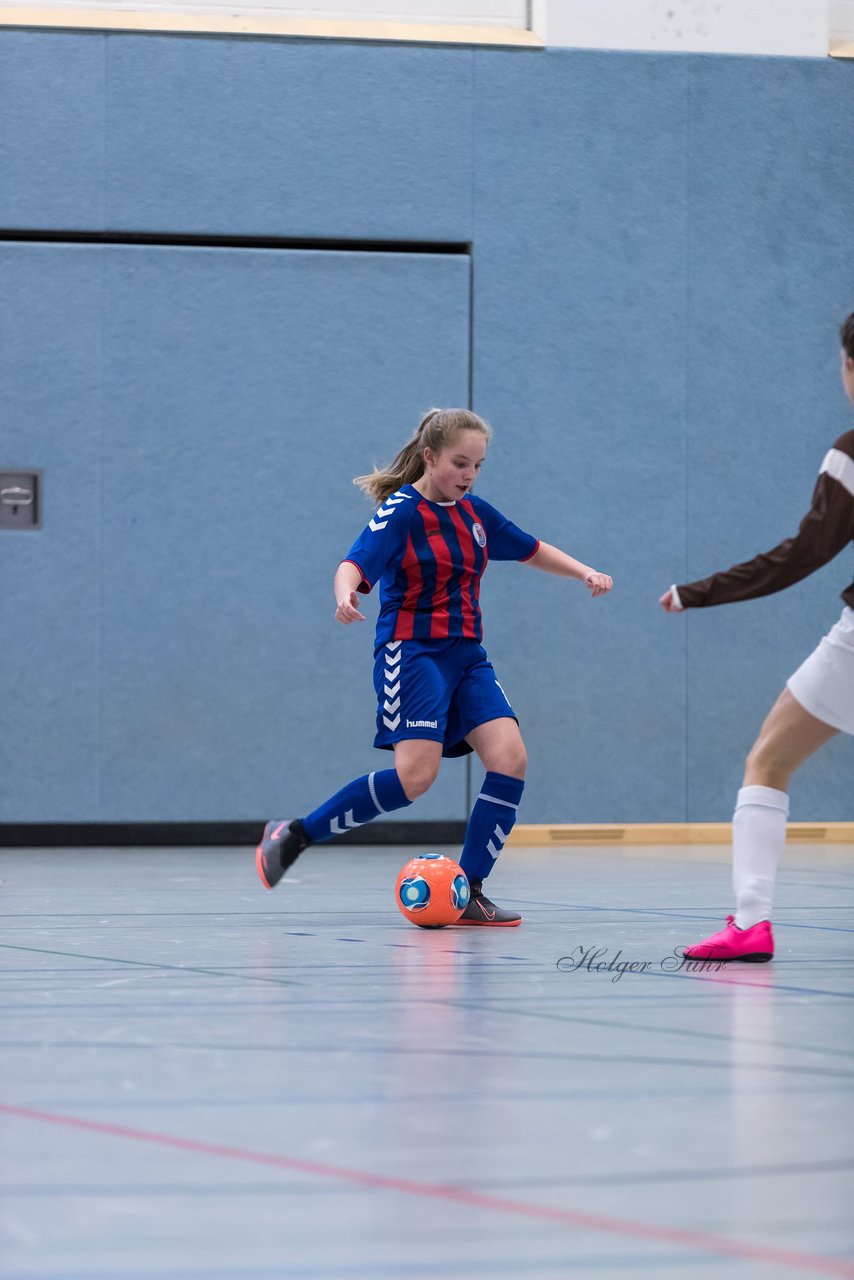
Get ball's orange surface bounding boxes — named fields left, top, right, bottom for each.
left=394, top=855, right=470, bottom=928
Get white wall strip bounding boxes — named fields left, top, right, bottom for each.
left=0, top=0, right=838, bottom=54
left=0, top=0, right=527, bottom=24
left=538, top=0, right=828, bottom=57
left=830, top=0, right=854, bottom=52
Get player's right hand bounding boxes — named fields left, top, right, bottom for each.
left=335, top=591, right=366, bottom=625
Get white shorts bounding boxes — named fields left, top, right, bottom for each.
left=787, top=606, right=854, bottom=735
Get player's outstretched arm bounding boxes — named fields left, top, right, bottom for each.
left=659, top=434, right=854, bottom=613
left=525, top=541, right=613, bottom=598
left=333, top=561, right=367, bottom=625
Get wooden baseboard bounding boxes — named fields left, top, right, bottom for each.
left=829, top=40, right=854, bottom=58
left=0, top=9, right=543, bottom=45
left=508, top=822, right=854, bottom=847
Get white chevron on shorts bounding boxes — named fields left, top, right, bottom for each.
left=384, top=642, right=401, bottom=696
left=329, top=809, right=365, bottom=836
left=487, top=823, right=509, bottom=860
left=381, top=640, right=403, bottom=732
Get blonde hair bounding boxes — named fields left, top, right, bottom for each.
left=354, top=408, right=492, bottom=506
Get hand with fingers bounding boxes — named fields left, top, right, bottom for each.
left=335, top=591, right=367, bottom=625
left=659, top=586, right=683, bottom=614
left=584, top=570, right=613, bottom=598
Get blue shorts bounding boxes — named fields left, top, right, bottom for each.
left=372, top=638, right=517, bottom=758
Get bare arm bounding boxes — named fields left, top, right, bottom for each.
left=334, top=561, right=367, bottom=625
left=526, top=541, right=613, bottom=598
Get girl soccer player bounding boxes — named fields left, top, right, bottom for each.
left=661, top=313, right=854, bottom=960
left=257, top=407, right=613, bottom=925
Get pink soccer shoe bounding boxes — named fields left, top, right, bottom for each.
left=683, top=916, right=774, bottom=963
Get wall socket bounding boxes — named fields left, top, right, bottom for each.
left=0, top=472, right=42, bottom=530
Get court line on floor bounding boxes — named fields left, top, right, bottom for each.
left=507, top=900, right=854, bottom=933
left=11, top=1080, right=854, bottom=1116
left=436, top=995, right=854, bottom=1063
left=0, top=911, right=311, bottom=919
left=575, top=964, right=854, bottom=1000
left=2, top=1103, right=853, bottom=1277
left=465, top=1159, right=854, bottom=1189
left=0, top=943, right=302, bottom=988
left=4, top=983, right=848, bottom=1066
left=0, top=1251, right=729, bottom=1279
left=3, top=1038, right=853, bottom=1078
left=7, top=1152, right=854, bottom=1194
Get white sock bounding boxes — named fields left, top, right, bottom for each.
left=732, top=785, right=789, bottom=929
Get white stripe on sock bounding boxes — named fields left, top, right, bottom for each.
left=477, top=792, right=518, bottom=810
left=367, top=771, right=386, bottom=814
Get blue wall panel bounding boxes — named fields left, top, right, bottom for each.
left=686, top=55, right=854, bottom=819
left=473, top=49, right=854, bottom=821
left=1, top=32, right=853, bottom=822
left=0, top=33, right=106, bottom=229
left=684, top=56, right=854, bottom=821
left=0, top=245, right=104, bottom=811
left=0, top=32, right=474, bottom=240
left=473, top=50, right=691, bottom=822
left=1, top=244, right=470, bottom=820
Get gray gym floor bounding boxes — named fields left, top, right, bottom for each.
left=2, top=842, right=853, bottom=1280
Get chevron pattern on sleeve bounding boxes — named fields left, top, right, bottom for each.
left=369, top=490, right=414, bottom=533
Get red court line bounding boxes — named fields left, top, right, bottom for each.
left=3, top=1103, right=853, bottom=1277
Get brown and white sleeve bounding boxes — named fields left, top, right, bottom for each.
left=676, top=431, right=854, bottom=609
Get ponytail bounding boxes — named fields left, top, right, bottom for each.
left=354, top=408, right=490, bottom=506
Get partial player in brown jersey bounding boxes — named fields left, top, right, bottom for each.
left=660, top=313, right=854, bottom=961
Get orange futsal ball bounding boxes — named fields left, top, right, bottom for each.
left=395, top=855, right=470, bottom=929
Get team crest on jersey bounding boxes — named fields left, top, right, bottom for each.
left=472, top=522, right=486, bottom=548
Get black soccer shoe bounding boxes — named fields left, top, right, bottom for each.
left=256, top=819, right=311, bottom=890
left=456, top=879, right=522, bottom=927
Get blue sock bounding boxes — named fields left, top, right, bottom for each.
left=302, top=769, right=411, bottom=844
left=459, top=771, right=524, bottom=883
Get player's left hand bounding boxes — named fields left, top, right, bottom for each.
left=584, top=570, right=613, bottom=598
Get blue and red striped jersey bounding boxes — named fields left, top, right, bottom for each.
left=342, top=484, right=539, bottom=646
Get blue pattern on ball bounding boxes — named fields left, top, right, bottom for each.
left=399, top=875, right=430, bottom=912
left=451, top=874, right=470, bottom=910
